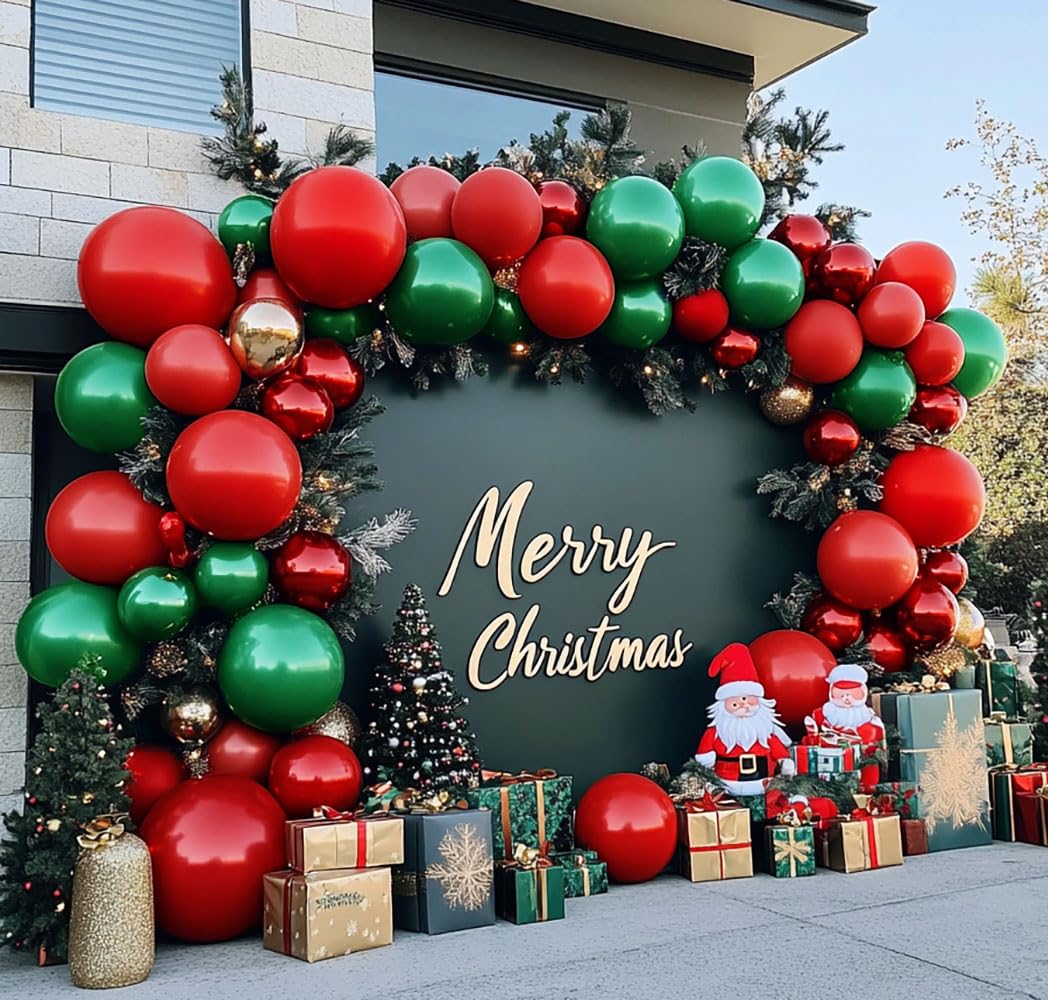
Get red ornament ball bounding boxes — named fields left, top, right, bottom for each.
left=710, top=327, right=760, bottom=368
left=865, top=620, right=910, bottom=673
left=749, top=629, right=836, bottom=730
left=124, top=746, right=184, bottom=825
left=808, top=243, right=876, bottom=306
left=294, top=339, right=365, bottom=409
left=267, top=735, right=363, bottom=818
left=857, top=281, right=926, bottom=348
left=261, top=374, right=334, bottom=441
left=784, top=300, right=863, bottom=383
left=272, top=531, right=351, bottom=612
left=909, top=384, right=968, bottom=434
left=451, top=167, right=543, bottom=268
left=517, top=236, right=614, bottom=339
left=237, top=267, right=300, bottom=311
left=875, top=241, right=956, bottom=319
left=923, top=550, right=968, bottom=595
left=768, top=214, right=832, bottom=269
left=390, top=165, right=460, bottom=241
left=801, top=594, right=864, bottom=652
left=536, top=179, right=587, bottom=237
left=802, top=409, right=861, bottom=466
left=206, top=719, right=283, bottom=783
left=895, top=577, right=960, bottom=651
left=672, top=289, right=729, bottom=343
left=904, top=321, right=965, bottom=386
left=145, top=324, right=242, bottom=416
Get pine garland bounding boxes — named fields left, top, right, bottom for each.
left=766, top=572, right=821, bottom=629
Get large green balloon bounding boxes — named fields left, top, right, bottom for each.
left=585, top=176, right=684, bottom=281
left=117, top=567, right=197, bottom=640
left=218, top=194, right=274, bottom=260
left=831, top=349, right=918, bottom=431
left=217, top=604, right=344, bottom=733
left=385, top=238, right=495, bottom=346
left=599, top=280, right=672, bottom=349
left=486, top=288, right=534, bottom=344
left=721, top=239, right=805, bottom=329
left=306, top=303, right=383, bottom=345
left=938, top=307, right=1008, bottom=399
left=194, top=542, right=269, bottom=616
left=16, top=582, right=141, bottom=687
left=673, top=156, right=765, bottom=250
left=55, top=342, right=156, bottom=453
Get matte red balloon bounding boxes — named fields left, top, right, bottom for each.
left=451, top=167, right=543, bottom=268
left=802, top=409, right=861, bottom=466
left=536, top=179, right=586, bottom=237
left=801, top=593, right=864, bottom=652
left=261, top=374, right=334, bottom=441
left=909, top=384, right=968, bottom=434
left=816, top=510, right=919, bottom=610
left=768, top=214, right=832, bottom=269
left=271, top=166, right=407, bottom=308
left=272, top=531, right=351, bottom=612
left=923, top=549, right=968, bottom=595
left=124, top=746, right=184, bottom=825
left=857, top=281, right=925, bottom=348
left=45, top=471, right=166, bottom=585
left=167, top=411, right=302, bottom=541
left=145, top=324, right=242, bottom=416
left=238, top=267, right=301, bottom=310
left=141, top=776, right=286, bottom=942
left=294, top=338, right=365, bottom=409
left=880, top=444, right=985, bottom=548
left=206, top=720, right=283, bottom=783
left=574, top=773, right=676, bottom=883
left=784, top=300, right=864, bottom=383
left=748, top=629, right=836, bottom=731
left=78, top=206, right=236, bottom=348
left=875, top=241, right=956, bottom=319
left=390, top=165, right=461, bottom=241
left=865, top=620, right=910, bottom=673
left=673, top=289, right=729, bottom=342
left=808, top=243, right=876, bottom=306
left=904, top=321, right=965, bottom=386
left=896, top=577, right=960, bottom=651
left=268, top=735, right=363, bottom=819
left=517, top=236, right=614, bottom=339
left=710, top=328, right=760, bottom=368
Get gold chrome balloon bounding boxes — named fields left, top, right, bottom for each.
left=228, top=297, right=303, bottom=380
left=954, top=597, right=986, bottom=650
left=160, top=687, right=222, bottom=744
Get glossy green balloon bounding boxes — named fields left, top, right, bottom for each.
left=585, top=176, right=684, bottom=280
left=117, top=567, right=197, bottom=640
left=599, top=280, right=672, bottom=349
left=16, top=582, right=141, bottom=687
left=673, top=156, right=765, bottom=249
left=938, top=307, right=1008, bottom=399
left=721, top=238, right=805, bottom=329
left=385, top=238, right=495, bottom=346
left=217, top=194, right=274, bottom=260
left=831, top=349, right=918, bottom=431
left=305, top=303, right=383, bottom=344
left=217, top=604, right=344, bottom=733
left=193, top=542, right=269, bottom=616
left=55, top=342, right=156, bottom=453
left=486, top=288, right=534, bottom=344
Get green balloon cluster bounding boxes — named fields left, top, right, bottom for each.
left=938, top=307, right=1008, bottom=399
left=306, top=303, right=383, bottom=345
left=831, top=349, right=917, bottom=431
left=600, top=280, right=672, bottom=350
left=673, top=156, right=765, bottom=249
left=218, top=194, right=274, bottom=260
left=194, top=542, right=269, bottom=616
left=117, top=567, right=197, bottom=640
left=55, top=342, right=156, bottom=453
left=486, top=287, right=534, bottom=344
left=721, top=239, right=805, bottom=329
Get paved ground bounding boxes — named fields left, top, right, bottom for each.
left=4, top=842, right=1048, bottom=999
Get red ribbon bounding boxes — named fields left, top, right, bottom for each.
left=849, top=795, right=895, bottom=869
left=682, top=789, right=730, bottom=813
left=281, top=872, right=294, bottom=955
left=314, top=804, right=363, bottom=821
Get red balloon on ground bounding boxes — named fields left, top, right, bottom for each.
left=78, top=206, right=236, bottom=349
left=294, top=339, right=365, bottom=409
left=574, top=774, right=677, bottom=883
left=923, top=550, right=968, bottom=595
left=784, top=300, right=864, bottom=383
left=451, top=167, right=543, bottom=268
left=748, top=629, right=836, bottom=731
left=261, top=374, right=334, bottom=441
left=909, top=384, right=968, bottom=434
left=673, top=289, right=729, bottom=343
left=895, top=577, right=960, bottom=651
left=875, top=241, right=956, bottom=319
left=808, top=243, right=876, bottom=306
left=238, top=267, right=301, bottom=310
left=801, top=594, right=864, bottom=652
left=802, top=409, right=862, bottom=466
left=517, top=236, right=615, bottom=339
left=45, top=471, right=166, bottom=586
left=268, top=735, right=363, bottom=818
left=390, top=165, right=460, bottom=241
left=271, top=166, right=407, bottom=308
left=865, top=620, right=910, bottom=673
left=206, top=720, right=283, bottom=783
left=141, top=776, right=286, bottom=943
left=768, top=214, right=832, bottom=268
left=145, top=324, right=242, bottom=416
left=536, top=179, right=586, bottom=237
left=904, top=321, right=965, bottom=386
left=857, top=281, right=925, bottom=348
left=166, top=411, right=302, bottom=541
left=124, top=746, right=184, bottom=825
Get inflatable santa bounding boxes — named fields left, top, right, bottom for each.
left=695, top=642, right=795, bottom=796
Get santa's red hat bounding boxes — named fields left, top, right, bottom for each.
left=708, top=642, right=765, bottom=700
left=827, top=663, right=868, bottom=689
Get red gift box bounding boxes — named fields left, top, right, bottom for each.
left=1015, top=787, right=1048, bottom=847
left=900, top=818, right=928, bottom=856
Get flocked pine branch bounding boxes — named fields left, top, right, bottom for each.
left=663, top=238, right=726, bottom=299
left=341, top=509, right=417, bottom=579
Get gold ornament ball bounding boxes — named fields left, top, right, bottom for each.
left=228, top=297, right=303, bottom=380
left=919, top=642, right=968, bottom=680
left=759, top=377, right=814, bottom=426
left=954, top=597, right=986, bottom=650
left=160, top=688, right=222, bottom=745
left=294, top=701, right=362, bottom=749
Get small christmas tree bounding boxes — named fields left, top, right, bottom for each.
left=364, top=584, right=481, bottom=793
left=0, top=662, right=133, bottom=964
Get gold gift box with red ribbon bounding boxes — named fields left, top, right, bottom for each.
left=285, top=806, right=404, bottom=873
left=823, top=796, right=904, bottom=873
left=676, top=791, right=753, bottom=883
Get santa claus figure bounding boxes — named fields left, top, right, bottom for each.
left=804, top=662, right=885, bottom=786
left=695, top=642, right=795, bottom=796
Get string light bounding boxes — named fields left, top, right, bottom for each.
left=549, top=364, right=560, bottom=376
left=510, top=342, right=530, bottom=358
left=641, top=364, right=655, bottom=378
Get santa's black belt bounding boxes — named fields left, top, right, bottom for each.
left=716, top=753, right=770, bottom=778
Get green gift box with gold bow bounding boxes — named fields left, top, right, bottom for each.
left=550, top=849, right=608, bottom=898
left=985, top=718, right=1033, bottom=769
left=762, top=823, right=815, bottom=878
left=495, top=847, right=566, bottom=924
left=977, top=657, right=1022, bottom=720
left=465, top=770, right=574, bottom=859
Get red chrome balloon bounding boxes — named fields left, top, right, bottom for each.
left=268, top=735, right=363, bottom=818
left=768, top=214, right=832, bottom=271
left=896, top=577, right=960, bottom=651
left=923, top=550, right=968, bottom=595
left=261, top=374, right=334, bottom=441
left=801, top=593, right=864, bottom=652
left=808, top=243, right=876, bottom=306
left=536, top=179, right=587, bottom=238
left=865, top=620, right=911, bottom=673
left=710, top=327, right=760, bottom=368
left=802, top=409, right=862, bottom=466
left=272, top=531, right=351, bottom=612
left=909, top=384, right=968, bottom=435
left=294, top=339, right=365, bottom=409
left=237, top=267, right=301, bottom=311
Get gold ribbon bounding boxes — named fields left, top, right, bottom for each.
left=505, top=842, right=553, bottom=920
left=483, top=769, right=557, bottom=858
left=772, top=827, right=811, bottom=877
left=77, top=813, right=128, bottom=850
left=889, top=674, right=950, bottom=694
left=558, top=850, right=593, bottom=895
left=389, top=787, right=468, bottom=814
left=776, top=805, right=813, bottom=827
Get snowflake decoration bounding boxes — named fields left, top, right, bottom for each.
left=425, top=823, right=493, bottom=911
left=346, top=919, right=358, bottom=937
left=920, top=703, right=990, bottom=834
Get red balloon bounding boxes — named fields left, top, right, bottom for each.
left=857, top=281, right=925, bottom=348
left=452, top=167, right=543, bottom=268
left=904, top=321, right=965, bottom=386
left=909, top=384, right=968, bottom=434
left=46, top=471, right=166, bottom=585
left=268, top=735, right=363, bottom=818
left=207, top=719, right=283, bottom=783
left=294, top=338, right=365, bottom=409
left=574, top=774, right=676, bottom=883
left=801, top=594, right=864, bottom=652
left=271, top=166, right=406, bottom=308
left=536, top=179, right=586, bottom=238
left=78, top=206, right=235, bottom=349
left=517, top=236, right=614, bottom=339
left=808, top=243, right=876, bottom=306
left=238, top=267, right=301, bottom=310
left=673, top=290, right=729, bottom=343
left=145, top=324, right=242, bottom=416
left=875, top=241, right=956, bottom=319
left=710, top=328, right=760, bottom=368
left=784, top=300, right=863, bottom=383
left=803, top=409, right=861, bottom=466
left=879, top=444, right=985, bottom=547
left=167, top=411, right=303, bottom=541
left=749, top=629, right=836, bottom=730
left=390, top=165, right=460, bottom=241
left=272, top=531, right=351, bottom=612
left=261, top=374, right=334, bottom=441
left=865, top=620, right=910, bottom=673
left=923, top=549, right=968, bottom=595
left=124, top=746, right=184, bottom=825
left=896, top=577, right=960, bottom=651
left=141, top=776, right=286, bottom=942
left=816, top=510, right=919, bottom=610
left=768, top=214, right=832, bottom=269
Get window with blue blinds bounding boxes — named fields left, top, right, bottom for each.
left=33, top=0, right=243, bottom=132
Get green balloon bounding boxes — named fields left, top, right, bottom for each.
left=673, top=156, right=765, bottom=249
left=117, top=567, right=197, bottom=640
left=831, top=349, right=917, bottom=431
left=218, top=194, right=274, bottom=260
left=218, top=604, right=344, bottom=733
left=306, top=303, right=383, bottom=345
left=721, top=239, right=805, bottom=329
left=194, top=543, right=269, bottom=616
left=486, top=288, right=534, bottom=344
left=55, top=342, right=156, bottom=453
left=938, top=307, right=1008, bottom=399
left=16, top=582, right=141, bottom=687
left=585, top=176, right=684, bottom=280
left=385, top=238, right=495, bottom=346
left=599, top=280, right=672, bottom=349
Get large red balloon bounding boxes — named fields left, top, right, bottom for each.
left=237, top=267, right=301, bottom=310
left=206, top=719, right=283, bottom=783
left=517, top=236, right=614, bottom=339
left=390, top=165, right=460, bottom=241
left=895, top=577, right=959, bottom=652
left=267, top=735, right=363, bottom=818
left=271, top=166, right=406, bottom=308
left=124, top=746, right=184, bottom=825
left=816, top=510, right=919, bottom=610
left=574, top=774, right=676, bottom=883
left=875, top=241, right=956, bottom=319
left=145, top=325, right=242, bottom=416
left=78, top=207, right=236, bottom=349
left=45, top=471, right=166, bottom=585
left=141, top=776, right=286, bottom=943
left=904, top=321, right=965, bottom=386
left=879, top=444, right=985, bottom=547
left=167, top=411, right=302, bottom=540
left=748, top=630, right=836, bottom=731
left=451, top=167, right=543, bottom=268
left=857, top=281, right=925, bottom=348
left=784, top=300, right=864, bottom=383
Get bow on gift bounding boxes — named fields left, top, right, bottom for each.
left=888, top=674, right=950, bottom=694
left=314, top=804, right=365, bottom=821
left=394, top=787, right=468, bottom=814
left=508, top=841, right=553, bottom=871
left=776, top=805, right=813, bottom=827
left=482, top=769, right=558, bottom=786
left=77, top=813, right=128, bottom=850
left=674, top=786, right=731, bottom=813
left=850, top=793, right=895, bottom=820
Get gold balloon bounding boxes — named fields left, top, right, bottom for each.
left=228, top=297, right=303, bottom=379
left=161, top=687, right=222, bottom=744
left=918, top=642, right=968, bottom=680
left=295, top=701, right=362, bottom=749
left=954, top=597, right=986, bottom=649
left=759, top=377, right=814, bottom=426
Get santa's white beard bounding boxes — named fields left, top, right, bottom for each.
left=708, top=698, right=790, bottom=751
left=822, top=700, right=874, bottom=731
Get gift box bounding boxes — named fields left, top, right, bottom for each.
left=551, top=849, right=608, bottom=898
left=1015, top=788, right=1048, bottom=846
left=823, top=813, right=903, bottom=873
left=990, top=765, right=1048, bottom=841
left=285, top=809, right=404, bottom=873
left=977, top=656, right=1022, bottom=720
left=985, top=719, right=1033, bottom=769
left=676, top=799, right=753, bottom=883
left=901, top=818, right=928, bottom=856
left=392, top=809, right=496, bottom=935
left=762, top=823, right=815, bottom=878
left=872, top=781, right=923, bottom=820
left=263, top=867, right=392, bottom=962
left=953, top=665, right=976, bottom=690
left=465, top=770, right=573, bottom=858
left=495, top=856, right=565, bottom=924
left=740, top=793, right=766, bottom=826
left=791, top=742, right=858, bottom=777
